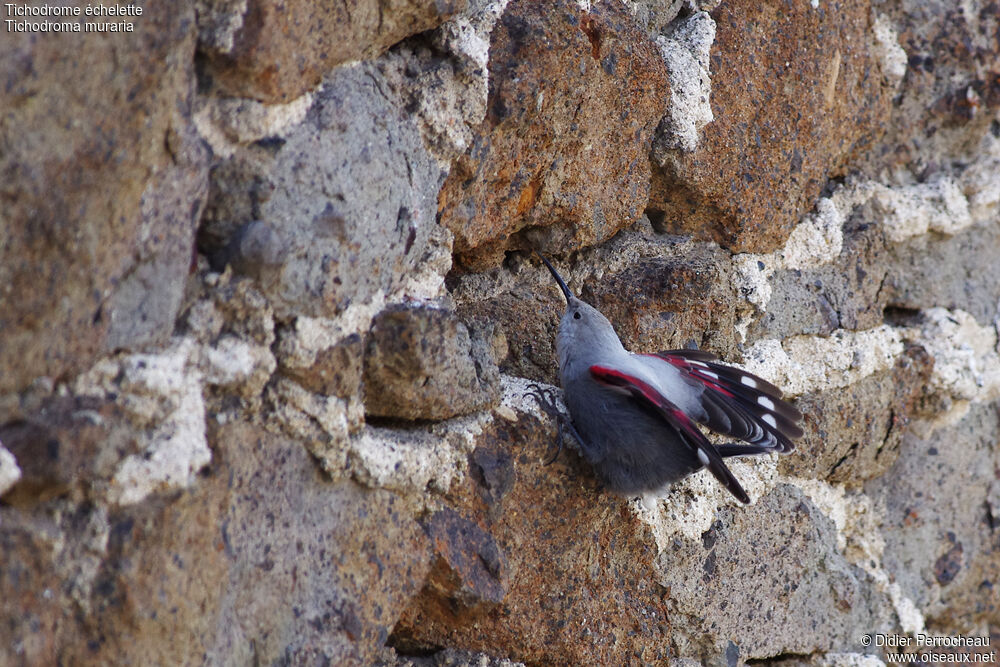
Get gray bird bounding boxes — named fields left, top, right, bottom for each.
left=533, top=254, right=802, bottom=504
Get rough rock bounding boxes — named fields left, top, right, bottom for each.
left=658, top=484, right=893, bottom=662
left=751, top=210, right=892, bottom=341
left=338, top=409, right=482, bottom=495
left=3, top=0, right=1000, bottom=663
left=907, top=307, right=1000, bottom=407
left=648, top=0, right=893, bottom=253
left=781, top=345, right=933, bottom=485
left=888, top=218, right=1000, bottom=327
left=0, top=395, right=140, bottom=507
left=102, top=121, right=209, bottom=353
left=626, top=0, right=687, bottom=37
left=875, top=0, right=1000, bottom=170
left=437, top=0, right=671, bottom=270
left=581, top=245, right=743, bottom=358
left=267, top=377, right=366, bottom=477
left=1, top=501, right=124, bottom=664
left=191, top=269, right=276, bottom=348
left=0, top=2, right=208, bottom=395
left=737, top=156, right=1000, bottom=340
left=456, top=283, right=564, bottom=385
left=420, top=508, right=508, bottom=616
left=868, top=402, right=1000, bottom=632
left=199, top=63, right=444, bottom=319
left=0, top=421, right=432, bottom=666
left=391, top=388, right=673, bottom=665
left=363, top=304, right=500, bottom=421
left=198, top=0, right=466, bottom=102
left=203, top=422, right=432, bottom=665
left=0, top=482, right=228, bottom=665
left=197, top=333, right=276, bottom=399
left=278, top=321, right=364, bottom=399
left=378, top=0, right=514, bottom=165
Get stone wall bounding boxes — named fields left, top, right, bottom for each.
left=1, top=0, right=998, bottom=665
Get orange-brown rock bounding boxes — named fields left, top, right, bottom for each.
left=391, top=413, right=672, bottom=665
left=0, top=2, right=208, bottom=395
left=201, top=0, right=466, bottom=102
left=648, top=0, right=893, bottom=253
left=438, top=0, right=671, bottom=270
left=580, top=246, right=743, bottom=358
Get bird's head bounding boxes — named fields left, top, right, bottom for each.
left=536, top=253, right=624, bottom=369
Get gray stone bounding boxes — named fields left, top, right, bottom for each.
left=866, top=0, right=1000, bottom=175
left=211, top=220, right=287, bottom=280
left=781, top=345, right=933, bottom=484
left=204, top=422, right=432, bottom=665
left=104, top=123, right=209, bottom=351
left=751, top=214, right=890, bottom=341
left=867, top=402, right=1000, bottom=628
left=200, top=63, right=444, bottom=319
left=658, top=484, right=891, bottom=662
left=363, top=304, right=500, bottom=421
left=0, top=420, right=432, bottom=666
left=377, top=0, right=512, bottom=166
left=887, top=219, right=1000, bottom=327
left=627, top=0, right=686, bottom=37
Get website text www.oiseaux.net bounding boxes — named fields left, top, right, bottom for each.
left=861, top=632, right=994, bottom=664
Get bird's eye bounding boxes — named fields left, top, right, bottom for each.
left=573, top=311, right=581, bottom=320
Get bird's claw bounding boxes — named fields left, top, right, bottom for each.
left=524, top=383, right=580, bottom=465
left=524, top=383, right=558, bottom=411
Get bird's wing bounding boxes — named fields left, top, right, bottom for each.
left=648, top=350, right=803, bottom=453
left=588, top=364, right=751, bottom=504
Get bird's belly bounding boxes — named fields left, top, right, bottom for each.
left=565, top=384, right=702, bottom=496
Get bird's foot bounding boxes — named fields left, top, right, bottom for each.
left=524, top=383, right=583, bottom=465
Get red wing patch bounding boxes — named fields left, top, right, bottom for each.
left=589, top=365, right=669, bottom=409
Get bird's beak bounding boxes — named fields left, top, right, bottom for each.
left=536, top=252, right=573, bottom=304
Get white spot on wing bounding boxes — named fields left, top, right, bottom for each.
left=758, top=396, right=775, bottom=410
left=762, top=414, right=777, bottom=428
left=702, top=370, right=719, bottom=379
left=741, top=376, right=758, bottom=388
left=697, top=448, right=710, bottom=466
